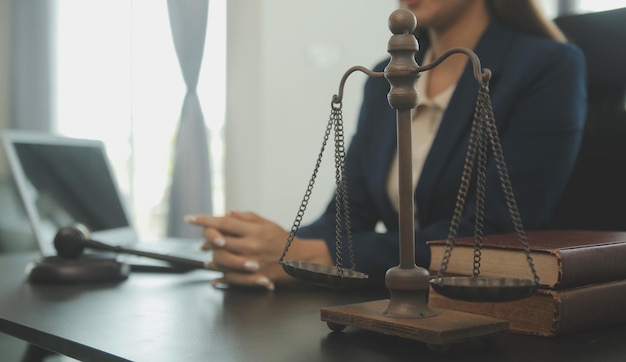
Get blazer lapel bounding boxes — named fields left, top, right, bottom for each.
left=414, top=22, right=511, bottom=217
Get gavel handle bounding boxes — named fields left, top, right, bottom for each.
left=86, top=239, right=211, bottom=270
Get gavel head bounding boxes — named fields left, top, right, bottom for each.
left=53, top=224, right=91, bottom=259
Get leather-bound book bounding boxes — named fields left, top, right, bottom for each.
left=428, top=230, right=626, bottom=289
left=428, top=279, right=626, bottom=337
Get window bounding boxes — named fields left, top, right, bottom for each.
left=538, top=0, right=625, bottom=18
left=53, top=0, right=225, bottom=239
left=575, top=0, right=625, bottom=13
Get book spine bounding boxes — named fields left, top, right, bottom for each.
left=556, top=243, right=626, bottom=288
left=428, top=289, right=558, bottom=336
left=428, top=279, right=626, bottom=337
left=553, top=280, right=626, bottom=335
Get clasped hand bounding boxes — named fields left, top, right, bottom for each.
left=185, top=211, right=332, bottom=291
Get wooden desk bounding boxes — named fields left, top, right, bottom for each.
left=2, top=252, right=626, bottom=362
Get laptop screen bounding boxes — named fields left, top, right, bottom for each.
left=13, top=142, right=128, bottom=229
left=2, top=131, right=137, bottom=255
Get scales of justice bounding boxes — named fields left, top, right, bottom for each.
left=279, top=9, right=540, bottom=347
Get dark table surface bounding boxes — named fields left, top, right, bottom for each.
left=1, top=252, right=626, bottom=362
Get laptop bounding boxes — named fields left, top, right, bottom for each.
left=1, top=130, right=209, bottom=271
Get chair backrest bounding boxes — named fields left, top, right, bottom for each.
left=549, top=8, right=626, bottom=231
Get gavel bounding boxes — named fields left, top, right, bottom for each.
left=53, top=224, right=212, bottom=270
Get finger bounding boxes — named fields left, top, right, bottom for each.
left=228, top=210, right=263, bottom=222
left=201, top=231, right=256, bottom=256
left=212, top=273, right=275, bottom=291
left=211, top=249, right=261, bottom=273
left=184, top=214, right=205, bottom=225
left=186, top=214, right=253, bottom=236
left=201, top=228, right=226, bottom=250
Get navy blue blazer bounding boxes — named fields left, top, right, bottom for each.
left=297, top=21, right=587, bottom=285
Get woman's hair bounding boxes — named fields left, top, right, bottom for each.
left=486, top=0, right=566, bottom=42
left=413, top=0, right=567, bottom=43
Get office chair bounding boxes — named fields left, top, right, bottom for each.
left=549, top=8, right=626, bottom=231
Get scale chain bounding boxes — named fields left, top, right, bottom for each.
left=437, top=81, right=540, bottom=285
left=333, top=111, right=345, bottom=276
left=437, top=87, right=484, bottom=277
left=334, top=110, right=357, bottom=274
left=279, top=106, right=335, bottom=262
left=479, top=85, right=540, bottom=284
left=473, top=89, right=488, bottom=277
left=280, top=101, right=357, bottom=276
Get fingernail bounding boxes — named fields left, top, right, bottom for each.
left=244, top=260, right=260, bottom=271
left=184, top=215, right=197, bottom=223
left=211, top=280, right=229, bottom=289
left=214, top=237, right=226, bottom=247
left=256, top=277, right=274, bottom=291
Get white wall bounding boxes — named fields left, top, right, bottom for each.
left=225, top=0, right=398, bottom=228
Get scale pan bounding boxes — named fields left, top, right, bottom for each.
left=431, top=276, right=538, bottom=302
left=281, top=260, right=368, bottom=288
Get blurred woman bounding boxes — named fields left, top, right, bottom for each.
left=187, top=0, right=586, bottom=290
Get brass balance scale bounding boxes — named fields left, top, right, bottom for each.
left=279, top=9, right=539, bottom=347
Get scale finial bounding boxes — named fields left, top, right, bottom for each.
left=388, top=8, right=417, bottom=35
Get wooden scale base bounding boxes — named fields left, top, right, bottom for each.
left=321, top=299, right=508, bottom=347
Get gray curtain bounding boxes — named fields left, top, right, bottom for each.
left=1, top=0, right=53, bottom=252
left=166, top=0, right=213, bottom=238
left=557, top=0, right=579, bottom=16
left=10, top=0, right=54, bottom=131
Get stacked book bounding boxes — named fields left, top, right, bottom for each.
left=427, top=230, right=626, bottom=337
